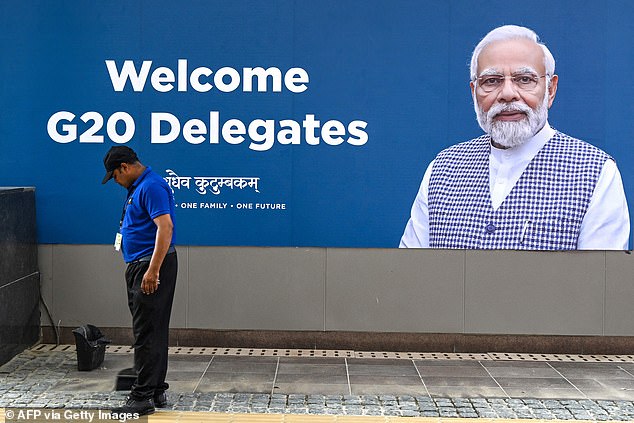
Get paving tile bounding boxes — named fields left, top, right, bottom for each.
left=165, top=354, right=212, bottom=371
left=348, top=375, right=424, bottom=386
left=422, top=376, right=499, bottom=387
left=569, top=377, right=634, bottom=399
left=276, top=363, right=346, bottom=375
left=504, top=387, right=585, bottom=399
left=483, top=366, right=562, bottom=378
left=550, top=361, right=627, bottom=369
left=279, top=357, right=346, bottom=365
left=211, top=355, right=279, bottom=363
left=348, top=358, right=411, bottom=365
left=100, top=353, right=136, bottom=370
left=205, top=361, right=278, bottom=374
left=195, top=372, right=275, bottom=393
left=495, top=377, right=575, bottom=389
left=572, top=377, right=634, bottom=388
left=166, top=369, right=207, bottom=381
left=617, top=363, right=634, bottom=372
left=163, top=370, right=205, bottom=392
left=347, top=364, right=419, bottom=376
left=483, top=360, right=554, bottom=368
left=413, top=359, right=484, bottom=367
left=554, top=367, right=634, bottom=379
left=198, top=372, right=276, bottom=383
left=414, top=365, right=490, bottom=377
left=164, top=379, right=198, bottom=393
left=579, top=389, right=634, bottom=401
left=274, top=374, right=348, bottom=384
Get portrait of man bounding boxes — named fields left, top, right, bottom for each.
left=400, top=25, right=629, bottom=250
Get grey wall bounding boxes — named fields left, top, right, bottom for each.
left=38, top=245, right=634, bottom=337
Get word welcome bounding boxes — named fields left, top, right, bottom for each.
left=106, top=60, right=309, bottom=93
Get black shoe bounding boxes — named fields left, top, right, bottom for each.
left=111, top=396, right=155, bottom=416
left=154, top=391, right=168, bottom=408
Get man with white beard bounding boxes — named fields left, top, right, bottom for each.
left=400, top=25, right=629, bottom=250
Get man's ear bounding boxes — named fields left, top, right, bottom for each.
left=547, top=74, right=558, bottom=108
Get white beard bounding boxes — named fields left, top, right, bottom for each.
left=475, top=90, right=549, bottom=148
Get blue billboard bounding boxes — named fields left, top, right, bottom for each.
left=1, top=0, right=633, bottom=247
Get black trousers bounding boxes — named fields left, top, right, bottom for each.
left=125, top=251, right=177, bottom=400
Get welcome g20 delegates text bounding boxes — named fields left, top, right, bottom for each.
left=46, top=60, right=369, bottom=151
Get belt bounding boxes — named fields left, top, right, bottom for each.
left=128, top=246, right=176, bottom=264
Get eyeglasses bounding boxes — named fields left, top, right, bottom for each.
left=475, top=73, right=548, bottom=93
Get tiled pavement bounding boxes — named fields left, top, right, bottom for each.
left=1, top=346, right=634, bottom=420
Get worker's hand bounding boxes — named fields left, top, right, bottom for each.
left=141, top=269, right=160, bottom=295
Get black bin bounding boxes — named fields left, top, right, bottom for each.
left=72, top=324, right=111, bottom=371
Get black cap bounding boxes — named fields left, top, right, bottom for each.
left=101, top=146, right=139, bottom=184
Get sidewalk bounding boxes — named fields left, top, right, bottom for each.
left=1, top=345, right=633, bottom=420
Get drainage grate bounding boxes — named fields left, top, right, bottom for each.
left=488, top=352, right=634, bottom=362
left=106, top=345, right=134, bottom=354
left=354, top=351, right=491, bottom=360
left=543, top=354, right=634, bottom=363
left=31, top=344, right=75, bottom=352
left=29, top=344, right=634, bottom=362
left=167, top=347, right=354, bottom=357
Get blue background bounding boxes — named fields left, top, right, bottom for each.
left=1, top=0, right=633, bottom=247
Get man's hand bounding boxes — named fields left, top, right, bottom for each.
left=140, top=214, right=173, bottom=295
left=141, top=269, right=160, bottom=294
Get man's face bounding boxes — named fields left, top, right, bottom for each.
left=112, top=163, right=133, bottom=189
left=470, top=38, right=558, bottom=148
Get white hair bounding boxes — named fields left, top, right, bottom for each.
left=469, top=25, right=556, bottom=82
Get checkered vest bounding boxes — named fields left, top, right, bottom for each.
left=428, top=132, right=610, bottom=250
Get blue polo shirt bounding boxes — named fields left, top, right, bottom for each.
left=121, top=167, right=176, bottom=263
